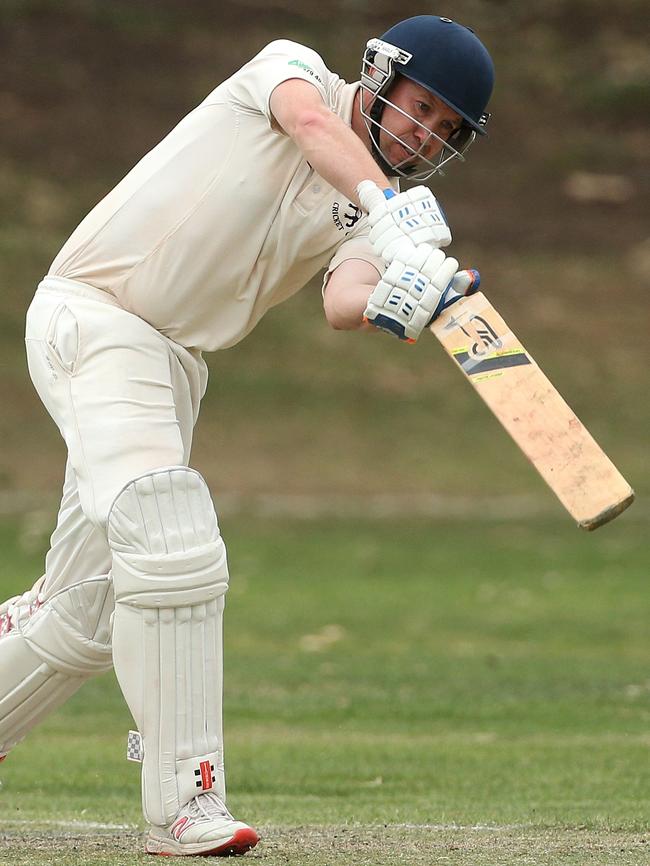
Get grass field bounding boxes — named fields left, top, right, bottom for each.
left=1, top=512, right=648, bottom=864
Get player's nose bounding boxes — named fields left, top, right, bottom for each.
left=413, top=124, right=428, bottom=145
left=412, top=126, right=434, bottom=155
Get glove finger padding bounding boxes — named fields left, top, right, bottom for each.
left=367, top=278, right=393, bottom=306
left=420, top=248, right=447, bottom=280
left=369, top=225, right=418, bottom=263
left=356, top=179, right=389, bottom=212
left=369, top=213, right=446, bottom=254
left=363, top=244, right=460, bottom=342
left=404, top=243, right=434, bottom=272
left=428, top=256, right=460, bottom=294
left=356, top=181, right=452, bottom=262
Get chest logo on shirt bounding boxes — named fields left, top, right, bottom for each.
left=332, top=201, right=362, bottom=234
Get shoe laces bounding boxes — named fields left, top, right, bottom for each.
left=188, top=792, right=235, bottom=822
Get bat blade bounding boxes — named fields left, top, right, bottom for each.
left=429, top=292, right=634, bottom=530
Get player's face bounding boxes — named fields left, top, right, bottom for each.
left=378, top=78, right=462, bottom=169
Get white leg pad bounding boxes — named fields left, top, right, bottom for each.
left=0, top=576, right=113, bottom=755
left=108, top=466, right=228, bottom=827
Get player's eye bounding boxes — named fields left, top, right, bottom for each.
left=440, top=119, right=460, bottom=139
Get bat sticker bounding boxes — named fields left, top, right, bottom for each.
left=452, top=347, right=532, bottom=376
left=445, top=311, right=531, bottom=375
left=461, top=314, right=502, bottom=356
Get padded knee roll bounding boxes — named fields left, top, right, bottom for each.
left=0, top=576, right=113, bottom=755
left=108, top=466, right=229, bottom=827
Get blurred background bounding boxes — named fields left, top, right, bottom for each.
left=1, top=0, right=648, bottom=514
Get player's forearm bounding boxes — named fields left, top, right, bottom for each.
left=290, top=107, right=389, bottom=205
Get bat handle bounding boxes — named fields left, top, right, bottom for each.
left=450, top=268, right=481, bottom=298
left=433, top=268, right=481, bottom=319
left=434, top=268, right=481, bottom=308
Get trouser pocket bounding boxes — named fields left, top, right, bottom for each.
left=46, top=303, right=80, bottom=374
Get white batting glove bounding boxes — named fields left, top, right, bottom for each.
left=363, top=245, right=480, bottom=343
left=357, top=181, right=452, bottom=262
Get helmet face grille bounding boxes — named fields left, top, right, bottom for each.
left=359, top=41, right=477, bottom=180
left=360, top=41, right=395, bottom=97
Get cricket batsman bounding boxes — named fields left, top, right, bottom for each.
left=0, top=16, right=494, bottom=856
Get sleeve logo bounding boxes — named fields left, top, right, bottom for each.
left=288, top=59, right=324, bottom=86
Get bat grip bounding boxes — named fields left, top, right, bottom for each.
left=451, top=268, right=481, bottom=297
left=431, top=269, right=482, bottom=322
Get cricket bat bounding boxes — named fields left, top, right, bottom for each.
left=429, top=288, right=634, bottom=530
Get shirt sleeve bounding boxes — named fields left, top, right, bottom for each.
left=224, top=40, right=333, bottom=124
left=321, top=173, right=400, bottom=294
left=321, top=236, right=386, bottom=296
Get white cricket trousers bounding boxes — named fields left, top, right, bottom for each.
left=23, top=275, right=208, bottom=621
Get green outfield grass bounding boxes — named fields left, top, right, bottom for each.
left=1, top=513, right=648, bottom=864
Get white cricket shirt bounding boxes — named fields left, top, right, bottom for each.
left=47, top=40, right=387, bottom=351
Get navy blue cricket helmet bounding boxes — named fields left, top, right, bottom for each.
left=360, top=15, right=495, bottom=178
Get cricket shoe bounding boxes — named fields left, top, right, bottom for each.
left=146, top=791, right=259, bottom=856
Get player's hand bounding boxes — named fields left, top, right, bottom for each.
left=363, top=244, right=480, bottom=343
left=356, top=181, right=452, bottom=262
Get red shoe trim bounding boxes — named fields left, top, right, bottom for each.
left=205, top=827, right=260, bottom=857
left=146, top=827, right=260, bottom=857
